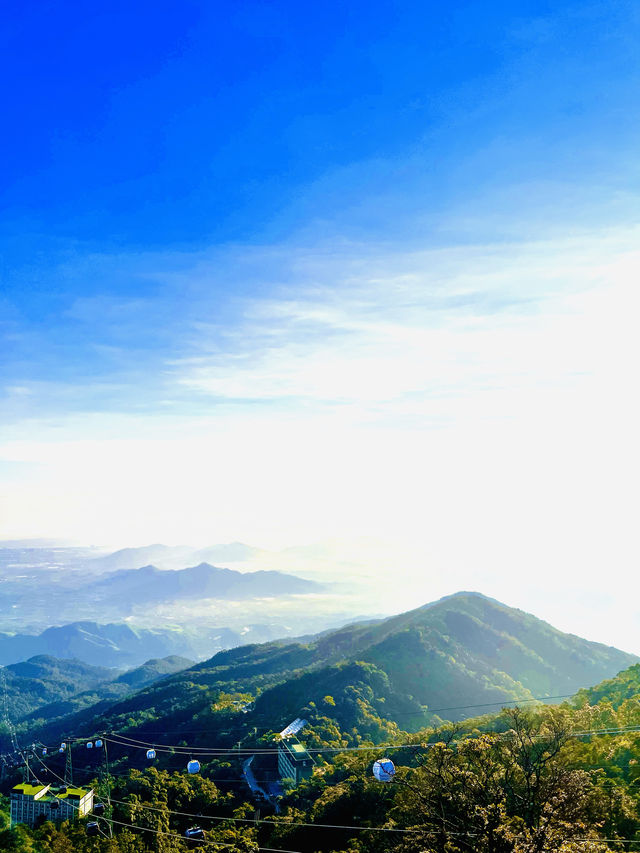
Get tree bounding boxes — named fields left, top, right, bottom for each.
left=389, top=708, right=611, bottom=853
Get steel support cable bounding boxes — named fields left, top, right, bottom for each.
left=107, top=794, right=417, bottom=834
left=23, top=757, right=303, bottom=853
left=29, top=745, right=544, bottom=841
left=102, top=724, right=640, bottom=756
left=18, top=723, right=640, bottom=777
left=25, top=755, right=503, bottom=842
left=32, top=749, right=420, bottom=836
left=28, top=734, right=640, bottom=843
left=102, top=690, right=581, bottom=739
left=21, top=749, right=640, bottom=847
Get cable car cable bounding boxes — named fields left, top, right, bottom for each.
left=101, top=723, right=640, bottom=756
left=18, top=743, right=640, bottom=848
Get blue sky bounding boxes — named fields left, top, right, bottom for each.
left=1, top=1, right=639, bottom=647
left=2, top=0, right=638, bottom=419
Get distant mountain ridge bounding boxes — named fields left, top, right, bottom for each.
left=87, top=543, right=263, bottom=572
left=1, top=655, right=114, bottom=721
left=89, top=561, right=322, bottom=604
left=0, top=553, right=324, bottom=632
left=0, top=620, right=303, bottom=668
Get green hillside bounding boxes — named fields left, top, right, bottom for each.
left=0, top=656, right=113, bottom=721
left=0, top=655, right=194, bottom=737
left=574, top=661, right=640, bottom=709
left=29, top=592, right=637, bottom=752
left=3, top=644, right=640, bottom=853
left=2, top=596, right=640, bottom=853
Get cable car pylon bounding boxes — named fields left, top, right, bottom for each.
left=64, top=739, right=73, bottom=787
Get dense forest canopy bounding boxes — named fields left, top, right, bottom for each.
left=2, top=660, right=640, bottom=852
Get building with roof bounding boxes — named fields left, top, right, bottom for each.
left=10, top=782, right=94, bottom=828
left=277, top=738, right=314, bottom=786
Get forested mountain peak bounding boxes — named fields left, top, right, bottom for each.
left=29, top=593, right=638, bottom=749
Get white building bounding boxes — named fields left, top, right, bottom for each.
left=10, top=783, right=94, bottom=828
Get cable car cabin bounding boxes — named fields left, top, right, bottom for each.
left=86, top=822, right=100, bottom=837
left=372, top=758, right=396, bottom=782
left=93, top=802, right=105, bottom=816
left=146, top=749, right=156, bottom=759
left=185, top=827, right=205, bottom=840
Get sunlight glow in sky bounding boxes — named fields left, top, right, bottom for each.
left=1, top=0, right=639, bottom=650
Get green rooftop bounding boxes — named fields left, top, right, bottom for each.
left=62, top=788, right=89, bottom=799
left=42, top=787, right=92, bottom=801
left=12, top=783, right=49, bottom=797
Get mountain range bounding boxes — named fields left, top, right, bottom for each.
left=28, top=592, right=638, bottom=751
left=4, top=596, right=639, bottom=853
left=0, top=558, right=324, bottom=634
left=88, top=562, right=321, bottom=604
left=86, top=543, right=262, bottom=572
left=0, top=620, right=304, bottom=669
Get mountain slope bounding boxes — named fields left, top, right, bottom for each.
left=30, top=593, right=638, bottom=750
left=574, top=661, right=640, bottom=709
left=19, top=655, right=194, bottom=728
left=114, top=655, right=194, bottom=690
left=313, top=591, right=637, bottom=710
left=0, top=655, right=113, bottom=720
left=245, top=591, right=638, bottom=729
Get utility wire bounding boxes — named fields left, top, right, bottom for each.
left=24, top=757, right=302, bottom=853
left=108, top=794, right=416, bottom=834
left=101, top=724, right=640, bottom=756
left=32, top=749, right=416, bottom=836
left=27, top=687, right=624, bottom=755
left=25, top=687, right=582, bottom=751
left=32, top=753, right=639, bottom=848
left=28, top=725, right=640, bottom=842
left=22, top=722, right=640, bottom=767
left=23, top=743, right=640, bottom=848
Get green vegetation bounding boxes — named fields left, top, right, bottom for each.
left=0, top=656, right=115, bottom=721
left=2, top=680, right=640, bottom=851
left=576, top=662, right=640, bottom=709
left=0, top=655, right=193, bottom=743
left=28, top=592, right=636, bottom=751
left=2, top=594, right=639, bottom=851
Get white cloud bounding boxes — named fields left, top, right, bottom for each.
left=173, top=228, right=640, bottom=421
left=1, top=226, right=639, bottom=649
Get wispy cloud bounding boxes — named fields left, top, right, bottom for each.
left=168, top=228, right=640, bottom=429
left=1, top=224, right=639, bottom=650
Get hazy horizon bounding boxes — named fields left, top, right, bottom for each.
left=2, top=3, right=639, bottom=662
left=2, top=536, right=638, bottom=657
